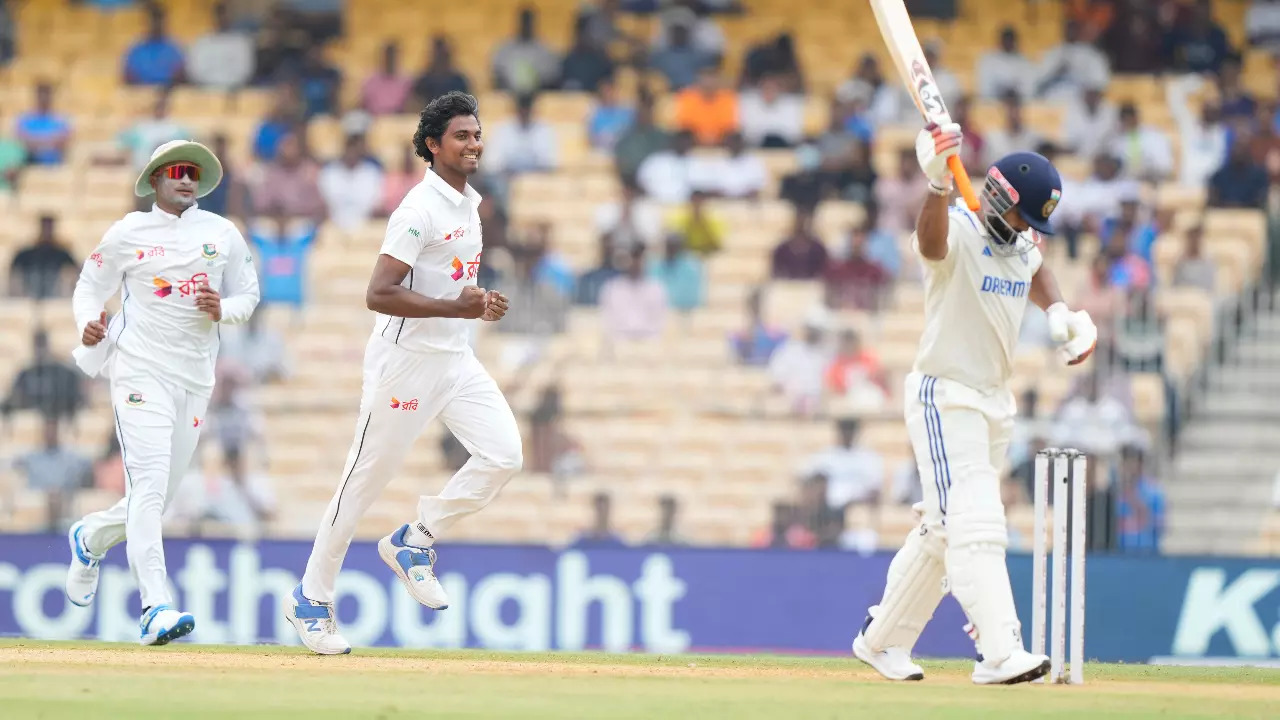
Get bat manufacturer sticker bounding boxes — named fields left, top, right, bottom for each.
left=910, top=59, right=946, bottom=116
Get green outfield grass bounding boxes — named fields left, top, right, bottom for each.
left=2, top=640, right=1278, bottom=719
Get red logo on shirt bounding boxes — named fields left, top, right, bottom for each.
left=90, top=253, right=104, bottom=268
left=136, top=247, right=164, bottom=260
left=390, top=397, right=419, bottom=411
left=443, top=227, right=465, bottom=243
left=193, top=417, right=202, bottom=428
left=449, top=252, right=482, bottom=281
left=153, top=273, right=208, bottom=298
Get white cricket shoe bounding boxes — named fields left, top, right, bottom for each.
left=284, top=584, right=351, bottom=655
left=853, top=632, right=925, bottom=681
left=379, top=524, right=449, bottom=610
left=138, top=604, right=195, bottom=646
left=972, top=649, right=1051, bottom=685
left=65, top=521, right=102, bottom=607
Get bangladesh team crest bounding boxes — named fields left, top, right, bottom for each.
left=126, top=393, right=144, bottom=406
left=202, top=244, right=218, bottom=260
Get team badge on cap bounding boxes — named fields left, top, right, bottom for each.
left=1042, top=188, right=1061, bottom=219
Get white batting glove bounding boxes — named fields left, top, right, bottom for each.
left=1046, top=302, right=1097, bottom=366
left=915, top=122, right=963, bottom=190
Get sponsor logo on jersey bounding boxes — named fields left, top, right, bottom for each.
left=193, top=417, right=202, bottom=428
left=90, top=252, right=104, bottom=268
left=443, top=227, right=465, bottom=243
left=390, top=397, right=419, bottom=411
left=126, top=393, right=144, bottom=406
left=449, top=252, right=482, bottom=281
left=980, top=275, right=1028, bottom=298
left=408, top=227, right=421, bottom=238
left=136, top=247, right=164, bottom=260
left=201, top=244, right=218, bottom=260
left=153, top=272, right=209, bottom=298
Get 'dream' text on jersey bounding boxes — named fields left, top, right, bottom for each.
left=980, top=275, right=1028, bottom=298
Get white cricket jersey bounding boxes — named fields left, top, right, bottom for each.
left=373, top=168, right=483, bottom=354
left=910, top=200, right=1043, bottom=392
left=72, top=204, right=261, bottom=397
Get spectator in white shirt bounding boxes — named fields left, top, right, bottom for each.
left=1063, top=86, right=1119, bottom=160
left=804, top=418, right=885, bottom=510
left=652, top=4, right=725, bottom=59
left=1248, top=0, right=1280, bottom=52
left=977, top=26, right=1036, bottom=100
left=983, top=92, right=1044, bottom=167
left=738, top=73, right=805, bottom=148
left=1052, top=371, right=1138, bottom=457
left=1167, top=74, right=1228, bottom=189
left=486, top=94, right=559, bottom=175
left=318, top=134, right=385, bottom=232
left=186, top=1, right=254, bottom=90
left=768, top=313, right=831, bottom=417
left=638, top=130, right=697, bottom=203
left=117, top=91, right=189, bottom=170
left=491, top=7, right=561, bottom=94
left=1107, top=102, right=1173, bottom=182
left=1055, top=154, right=1139, bottom=237
left=595, top=179, right=664, bottom=251
left=709, top=131, right=768, bottom=199
left=599, top=245, right=668, bottom=342
left=1036, top=19, right=1110, bottom=104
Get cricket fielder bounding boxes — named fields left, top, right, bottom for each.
left=285, top=91, right=520, bottom=655
left=852, top=123, right=1096, bottom=684
left=64, top=140, right=261, bottom=645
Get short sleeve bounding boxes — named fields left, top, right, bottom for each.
left=379, top=206, right=432, bottom=267
left=910, top=222, right=959, bottom=276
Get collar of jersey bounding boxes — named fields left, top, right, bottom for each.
left=151, top=202, right=199, bottom=221
left=423, top=167, right=482, bottom=208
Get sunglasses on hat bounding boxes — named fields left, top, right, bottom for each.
left=163, top=164, right=201, bottom=181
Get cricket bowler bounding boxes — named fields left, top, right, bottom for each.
left=852, top=122, right=1097, bottom=684
left=284, top=91, right=520, bottom=655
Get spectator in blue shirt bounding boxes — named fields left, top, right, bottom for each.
left=1114, top=445, right=1165, bottom=553
left=1164, top=0, right=1231, bottom=75
left=249, top=215, right=317, bottom=311
left=15, top=84, right=71, bottom=165
left=649, top=21, right=710, bottom=91
left=253, top=84, right=302, bottom=161
left=575, top=236, right=622, bottom=306
left=648, top=233, right=704, bottom=312
left=1209, top=141, right=1268, bottom=209
left=1100, top=197, right=1158, bottom=265
left=730, top=287, right=787, bottom=366
left=522, top=221, right=575, bottom=298
left=124, top=7, right=186, bottom=86
left=588, top=75, right=635, bottom=151
left=295, top=45, right=342, bottom=117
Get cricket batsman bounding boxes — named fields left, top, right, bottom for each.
left=284, top=91, right=520, bottom=655
left=64, top=140, right=261, bottom=645
left=852, top=123, right=1096, bottom=684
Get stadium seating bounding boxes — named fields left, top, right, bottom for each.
left=0, top=0, right=1272, bottom=550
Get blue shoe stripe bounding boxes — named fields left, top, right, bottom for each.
left=291, top=584, right=332, bottom=619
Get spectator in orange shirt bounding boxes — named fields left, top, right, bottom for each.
left=674, top=65, right=739, bottom=147
left=825, top=329, right=887, bottom=399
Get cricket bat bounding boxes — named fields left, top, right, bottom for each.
left=869, top=0, right=980, bottom=211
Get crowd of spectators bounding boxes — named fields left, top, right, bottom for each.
left=14, top=0, right=1280, bottom=551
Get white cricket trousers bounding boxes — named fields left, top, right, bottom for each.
left=902, top=371, right=1024, bottom=663
left=78, top=357, right=209, bottom=610
left=301, top=336, right=523, bottom=603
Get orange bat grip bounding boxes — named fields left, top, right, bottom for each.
left=948, top=155, right=979, bottom=211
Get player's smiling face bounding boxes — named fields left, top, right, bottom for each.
left=431, top=115, right=483, bottom=177
left=151, top=163, right=199, bottom=213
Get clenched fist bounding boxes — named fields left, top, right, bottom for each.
left=455, top=286, right=489, bottom=319
left=196, top=283, right=222, bottom=322
left=916, top=121, right=963, bottom=189
left=481, top=290, right=509, bottom=322
left=82, top=311, right=108, bottom=347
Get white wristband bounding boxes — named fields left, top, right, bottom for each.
left=927, top=182, right=951, bottom=196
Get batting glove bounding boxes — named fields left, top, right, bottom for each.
left=1046, top=302, right=1097, bottom=366
left=915, top=122, right=963, bottom=190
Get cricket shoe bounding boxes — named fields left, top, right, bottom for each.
left=284, top=584, right=351, bottom=655
left=971, top=649, right=1051, bottom=685
left=65, top=521, right=102, bottom=607
left=852, top=628, right=925, bottom=681
left=379, top=524, right=449, bottom=610
left=138, top=604, right=195, bottom=646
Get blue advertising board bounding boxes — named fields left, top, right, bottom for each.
left=1, top=534, right=1278, bottom=664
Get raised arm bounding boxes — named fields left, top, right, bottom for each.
left=914, top=123, right=964, bottom=262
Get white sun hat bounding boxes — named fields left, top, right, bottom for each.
left=134, top=140, right=224, bottom=198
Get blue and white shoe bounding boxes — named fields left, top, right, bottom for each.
left=378, top=524, right=449, bottom=609
left=283, top=584, right=351, bottom=655
left=65, top=522, right=102, bottom=607
left=138, top=604, right=195, bottom=646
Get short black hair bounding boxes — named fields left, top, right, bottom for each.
left=412, top=91, right=480, bottom=164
